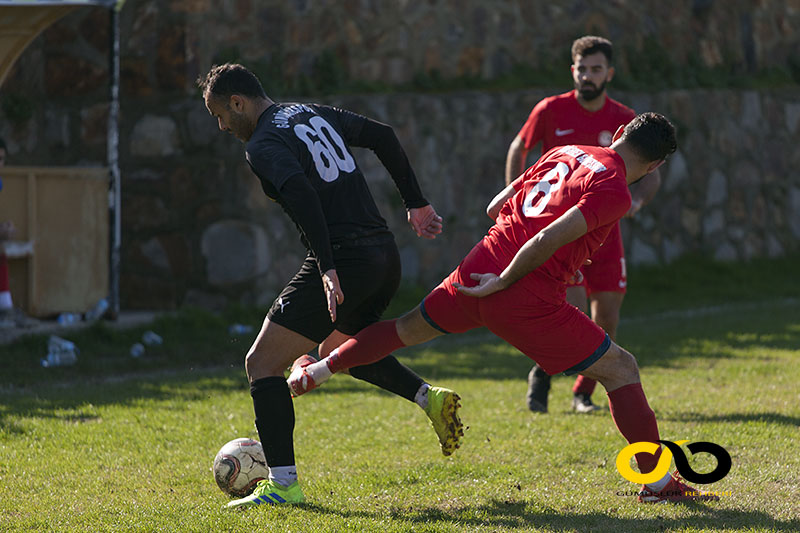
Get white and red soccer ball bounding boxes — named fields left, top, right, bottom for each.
left=212, top=437, right=269, bottom=497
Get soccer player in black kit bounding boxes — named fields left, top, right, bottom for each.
left=198, top=63, right=463, bottom=507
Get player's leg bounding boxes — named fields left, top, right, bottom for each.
left=289, top=270, right=482, bottom=455
left=226, top=318, right=318, bottom=508
left=290, top=241, right=465, bottom=455
left=317, top=327, right=461, bottom=454
left=578, top=342, right=717, bottom=502
left=570, top=291, right=624, bottom=413
left=319, top=241, right=438, bottom=406
left=290, top=305, right=445, bottom=392
left=589, top=291, right=624, bottom=340
left=290, top=253, right=486, bottom=392
left=570, top=228, right=627, bottom=412
left=0, top=252, right=12, bottom=318
left=526, top=284, right=587, bottom=412
left=229, top=258, right=337, bottom=508
left=484, top=296, right=655, bottom=475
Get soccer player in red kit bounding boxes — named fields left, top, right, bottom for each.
left=289, top=113, right=718, bottom=503
left=505, top=36, right=662, bottom=414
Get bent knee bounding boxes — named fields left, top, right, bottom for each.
left=245, top=344, right=285, bottom=379
left=584, top=342, right=639, bottom=384
left=606, top=344, right=639, bottom=379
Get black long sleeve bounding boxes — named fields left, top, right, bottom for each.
left=340, top=113, right=428, bottom=210
left=279, top=174, right=336, bottom=275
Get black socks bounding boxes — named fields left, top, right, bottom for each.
left=250, top=376, right=295, bottom=467
left=348, top=355, right=425, bottom=402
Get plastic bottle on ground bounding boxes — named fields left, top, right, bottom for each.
left=41, top=335, right=79, bottom=367
left=142, top=330, right=163, bottom=346
left=85, top=298, right=109, bottom=321
left=228, top=324, right=254, bottom=336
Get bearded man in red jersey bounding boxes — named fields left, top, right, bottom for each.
left=506, top=36, right=663, bottom=414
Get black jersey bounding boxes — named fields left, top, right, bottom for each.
left=245, top=103, right=427, bottom=274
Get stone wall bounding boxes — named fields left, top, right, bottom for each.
left=1, top=0, right=798, bottom=310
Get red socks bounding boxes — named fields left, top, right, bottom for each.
left=607, top=382, right=662, bottom=474
left=572, top=375, right=598, bottom=396
left=0, top=254, right=11, bottom=311
left=327, top=319, right=405, bottom=374
left=0, top=254, right=9, bottom=292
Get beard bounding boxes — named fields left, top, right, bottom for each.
left=576, top=80, right=607, bottom=101
left=226, top=107, right=253, bottom=142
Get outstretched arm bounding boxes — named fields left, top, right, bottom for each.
left=505, top=134, right=529, bottom=186
left=456, top=206, right=589, bottom=297
left=358, top=118, right=445, bottom=238
left=626, top=168, right=661, bottom=217
left=486, top=183, right=517, bottom=220
left=330, top=107, right=445, bottom=237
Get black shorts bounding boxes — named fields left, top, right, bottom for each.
left=267, top=235, right=401, bottom=343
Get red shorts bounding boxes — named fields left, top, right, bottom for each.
left=422, top=242, right=609, bottom=375
left=567, top=222, right=627, bottom=296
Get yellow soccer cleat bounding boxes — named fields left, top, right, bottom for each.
left=226, top=479, right=305, bottom=508
left=423, top=387, right=464, bottom=456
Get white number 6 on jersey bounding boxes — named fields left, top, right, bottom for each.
left=523, top=162, right=569, bottom=217
left=294, top=116, right=356, bottom=182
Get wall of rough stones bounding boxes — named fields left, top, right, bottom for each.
left=1, top=0, right=798, bottom=310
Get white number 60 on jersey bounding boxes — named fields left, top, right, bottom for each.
left=294, top=116, right=356, bottom=182
left=522, top=162, right=569, bottom=217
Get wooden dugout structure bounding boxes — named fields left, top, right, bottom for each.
left=0, top=0, right=124, bottom=317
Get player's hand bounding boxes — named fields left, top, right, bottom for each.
left=625, top=198, right=643, bottom=218
left=453, top=272, right=507, bottom=298
left=321, top=269, right=344, bottom=322
left=408, top=205, right=443, bottom=239
left=0, top=220, right=15, bottom=242
left=569, top=270, right=584, bottom=285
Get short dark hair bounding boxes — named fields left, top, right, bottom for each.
left=571, top=35, right=613, bottom=64
left=620, top=112, right=677, bottom=162
left=197, top=63, right=267, bottom=101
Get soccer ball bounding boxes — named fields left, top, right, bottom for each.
left=212, top=437, right=269, bottom=497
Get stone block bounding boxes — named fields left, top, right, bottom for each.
left=681, top=208, right=701, bottom=238
left=201, top=220, right=270, bottom=286
left=703, top=209, right=725, bottom=238
left=399, top=245, right=420, bottom=281
left=141, top=237, right=171, bottom=271
left=662, top=237, right=683, bottom=264
left=123, top=195, right=170, bottom=231
left=790, top=187, right=800, bottom=239
left=182, top=289, right=228, bottom=311
left=786, top=102, right=800, bottom=135
left=80, top=103, right=109, bottom=146
left=714, top=242, right=738, bottom=262
left=664, top=150, right=688, bottom=192
left=629, top=237, right=659, bottom=266
left=187, top=106, right=219, bottom=147
left=740, top=91, right=762, bottom=130
left=767, top=235, right=784, bottom=258
left=131, top=115, right=180, bottom=157
left=705, top=170, right=728, bottom=207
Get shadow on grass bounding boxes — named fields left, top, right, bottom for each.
left=0, top=367, right=248, bottom=433
left=660, top=411, right=800, bottom=427
left=300, top=498, right=799, bottom=531
left=1, top=303, right=797, bottom=434
left=0, top=364, right=389, bottom=434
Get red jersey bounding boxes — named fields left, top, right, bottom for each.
left=484, top=145, right=631, bottom=304
left=518, top=90, right=636, bottom=154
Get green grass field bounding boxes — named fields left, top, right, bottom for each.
left=1, top=255, right=799, bottom=532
